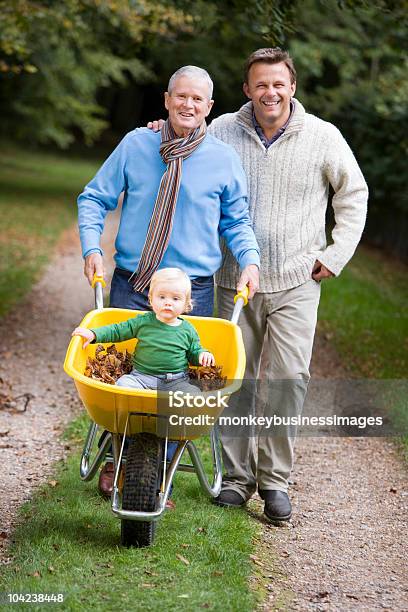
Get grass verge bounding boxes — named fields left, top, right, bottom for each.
left=0, top=416, right=261, bottom=611
left=317, top=244, right=408, bottom=457
left=0, top=143, right=99, bottom=317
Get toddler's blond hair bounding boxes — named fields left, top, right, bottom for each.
left=148, top=268, right=193, bottom=313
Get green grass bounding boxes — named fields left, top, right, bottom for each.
left=317, top=244, right=408, bottom=455
left=0, top=143, right=100, bottom=317
left=0, top=416, right=261, bottom=611
left=318, top=245, right=407, bottom=379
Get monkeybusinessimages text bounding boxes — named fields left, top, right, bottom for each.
left=166, top=391, right=384, bottom=430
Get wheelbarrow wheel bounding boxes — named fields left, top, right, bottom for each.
left=121, top=433, right=163, bottom=548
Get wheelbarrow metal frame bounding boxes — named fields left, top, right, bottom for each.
left=79, top=413, right=223, bottom=522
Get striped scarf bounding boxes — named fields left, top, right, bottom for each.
left=130, top=120, right=207, bottom=291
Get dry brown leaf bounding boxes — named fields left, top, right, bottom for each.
left=176, top=553, right=190, bottom=565
left=49, top=480, right=58, bottom=487
left=249, top=554, right=264, bottom=567
left=84, top=344, right=133, bottom=384
left=188, top=365, right=226, bottom=391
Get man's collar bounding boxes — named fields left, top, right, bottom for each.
left=252, top=102, right=294, bottom=146
left=236, top=98, right=305, bottom=140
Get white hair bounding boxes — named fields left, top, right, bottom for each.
left=148, top=267, right=193, bottom=313
left=167, top=65, right=213, bottom=99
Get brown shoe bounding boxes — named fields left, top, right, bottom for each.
left=98, top=462, right=114, bottom=498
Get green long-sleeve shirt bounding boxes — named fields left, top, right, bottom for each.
left=91, top=311, right=205, bottom=375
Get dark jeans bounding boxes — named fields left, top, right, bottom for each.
left=110, top=267, right=214, bottom=316
left=103, top=267, right=214, bottom=462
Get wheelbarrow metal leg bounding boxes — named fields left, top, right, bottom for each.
left=80, top=421, right=111, bottom=481
left=111, top=432, right=122, bottom=472
left=186, top=427, right=222, bottom=497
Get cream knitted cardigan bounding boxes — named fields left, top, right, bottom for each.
left=209, top=99, right=368, bottom=293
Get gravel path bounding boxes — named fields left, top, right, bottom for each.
left=0, top=212, right=118, bottom=562
left=254, top=336, right=408, bottom=611
left=0, top=224, right=407, bottom=610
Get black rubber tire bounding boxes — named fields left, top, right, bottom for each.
left=120, top=433, right=163, bottom=548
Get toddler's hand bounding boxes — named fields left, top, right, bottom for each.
left=72, top=327, right=95, bottom=348
left=199, top=351, right=215, bottom=367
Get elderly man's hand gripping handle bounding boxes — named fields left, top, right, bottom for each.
left=237, top=264, right=259, bottom=299
left=84, top=252, right=105, bottom=286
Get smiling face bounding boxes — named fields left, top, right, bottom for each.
left=150, top=281, right=188, bottom=324
left=164, top=76, right=214, bottom=138
left=243, top=61, right=296, bottom=136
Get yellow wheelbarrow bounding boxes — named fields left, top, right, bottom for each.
left=64, top=279, right=248, bottom=547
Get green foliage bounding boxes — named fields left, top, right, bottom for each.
left=143, top=0, right=299, bottom=117
left=288, top=0, right=408, bottom=254
left=0, top=0, right=191, bottom=147
left=0, top=1, right=300, bottom=145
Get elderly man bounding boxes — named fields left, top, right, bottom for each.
left=77, top=65, right=260, bottom=497
left=208, top=48, right=368, bottom=521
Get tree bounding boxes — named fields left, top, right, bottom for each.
left=288, top=0, right=408, bottom=256
left=0, top=0, right=193, bottom=147
left=0, top=0, right=301, bottom=145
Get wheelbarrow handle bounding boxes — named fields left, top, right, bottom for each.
left=231, top=286, right=249, bottom=324
left=92, top=273, right=106, bottom=310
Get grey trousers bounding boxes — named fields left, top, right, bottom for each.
left=116, top=369, right=199, bottom=394
left=217, top=280, right=321, bottom=498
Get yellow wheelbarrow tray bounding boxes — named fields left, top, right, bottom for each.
left=64, top=282, right=248, bottom=547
